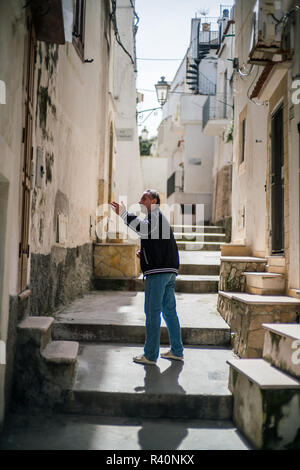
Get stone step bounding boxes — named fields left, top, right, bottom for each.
left=17, top=316, right=54, bottom=350
left=262, top=323, right=300, bottom=379
left=178, top=241, right=223, bottom=251
left=171, top=224, right=225, bottom=234
left=41, top=340, right=79, bottom=364
left=179, top=251, right=220, bottom=274
left=52, top=291, right=230, bottom=346
left=65, top=343, right=234, bottom=420
left=175, top=234, right=226, bottom=243
left=217, top=292, right=300, bottom=358
left=0, top=413, right=252, bottom=450
left=93, top=274, right=219, bottom=293
left=243, top=272, right=285, bottom=295
left=15, top=318, right=79, bottom=406
left=267, top=256, right=286, bottom=267
left=266, top=256, right=286, bottom=274
left=227, top=358, right=300, bottom=449
left=221, top=244, right=252, bottom=257
left=179, top=263, right=220, bottom=275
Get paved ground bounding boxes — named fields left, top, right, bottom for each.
left=73, top=344, right=234, bottom=396
left=0, top=413, right=251, bottom=450
left=0, top=250, right=253, bottom=450
left=54, top=291, right=228, bottom=330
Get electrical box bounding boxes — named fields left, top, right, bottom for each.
left=249, top=0, right=284, bottom=64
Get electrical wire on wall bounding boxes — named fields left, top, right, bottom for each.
left=110, top=0, right=137, bottom=70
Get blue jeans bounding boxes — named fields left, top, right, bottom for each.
left=144, top=272, right=184, bottom=362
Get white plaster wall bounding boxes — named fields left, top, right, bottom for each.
left=31, top=0, right=112, bottom=253
left=0, top=0, right=27, bottom=426
left=184, top=123, right=214, bottom=194
left=231, top=0, right=268, bottom=251
left=288, top=75, right=300, bottom=288
left=140, top=156, right=168, bottom=203
left=113, top=0, right=143, bottom=208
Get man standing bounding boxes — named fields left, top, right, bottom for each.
left=110, top=190, right=184, bottom=365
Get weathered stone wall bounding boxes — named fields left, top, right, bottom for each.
left=29, top=243, right=93, bottom=316
left=219, top=260, right=266, bottom=292
left=218, top=294, right=299, bottom=358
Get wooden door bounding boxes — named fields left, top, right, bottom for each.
left=270, top=104, right=284, bottom=253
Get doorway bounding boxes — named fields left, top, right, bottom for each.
left=270, top=103, right=284, bottom=254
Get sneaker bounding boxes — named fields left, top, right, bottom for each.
left=160, top=350, right=184, bottom=361
left=133, top=354, right=156, bottom=365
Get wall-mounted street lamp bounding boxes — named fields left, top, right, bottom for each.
left=155, top=76, right=170, bottom=106
left=141, top=126, right=149, bottom=141
left=137, top=76, right=170, bottom=125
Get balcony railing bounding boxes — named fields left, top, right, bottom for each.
left=202, top=95, right=232, bottom=130
left=167, top=170, right=184, bottom=198
left=198, top=71, right=216, bottom=95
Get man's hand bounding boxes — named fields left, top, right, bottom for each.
left=136, top=250, right=141, bottom=259
left=110, top=201, right=126, bottom=215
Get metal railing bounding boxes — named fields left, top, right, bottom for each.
left=167, top=170, right=184, bottom=198
left=198, top=71, right=216, bottom=95
left=202, top=95, right=232, bottom=129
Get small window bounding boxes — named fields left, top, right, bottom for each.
left=240, top=117, right=246, bottom=164
left=73, top=0, right=86, bottom=60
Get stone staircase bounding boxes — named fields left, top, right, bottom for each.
left=172, top=224, right=226, bottom=251
left=227, top=323, right=300, bottom=449
left=217, top=244, right=300, bottom=358
left=42, top=248, right=252, bottom=449
left=14, top=316, right=79, bottom=407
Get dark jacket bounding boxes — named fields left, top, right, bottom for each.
left=120, top=207, right=179, bottom=276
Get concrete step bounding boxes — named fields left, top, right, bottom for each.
left=179, top=263, right=219, bottom=275
left=175, top=233, right=226, bottom=243
left=65, top=343, right=234, bottom=420
left=93, top=274, right=220, bottom=293
left=217, top=292, right=300, bottom=358
left=221, top=244, right=252, bottom=257
left=41, top=340, right=79, bottom=364
left=266, top=256, right=286, bottom=274
left=227, top=358, right=300, bottom=449
left=243, top=272, right=285, bottom=295
left=17, top=316, right=54, bottom=350
left=267, top=256, right=286, bottom=266
left=15, top=318, right=79, bottom=406
left=179, top=250, right=220, bottom=274
left=178, top=241, right=223, bottom=251
left=0, top=412, right=252, bottom=450
left=262, top=323, right=300, bottom=379
left=171, top=224, right=225, bottom=234
left=52, top=291, right=230, bottom=346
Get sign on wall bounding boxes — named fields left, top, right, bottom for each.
left=116, top=128, right=134, bottom=141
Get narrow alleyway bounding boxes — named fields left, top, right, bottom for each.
left=0, top=250, right=251, bottom=450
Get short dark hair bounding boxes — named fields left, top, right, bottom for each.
left=146, top=189, right=160, bottom=205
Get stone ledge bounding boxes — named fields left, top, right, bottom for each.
left=219, top=291, right=300, bottom=305
left=41, top=340, right=79, bottom=364
left=221, top=256, right=267, bottom=262
left=18, top=316, right=54, bottom=331
left=227, top=358, right=300, bottom=389
left=262, top=323, right=300, bottom=341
